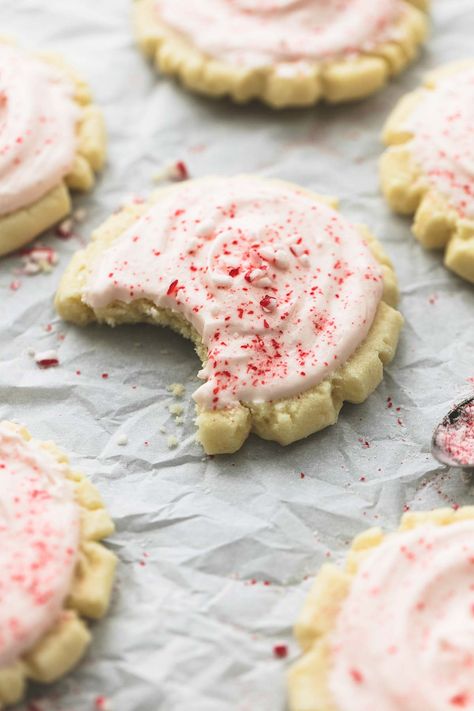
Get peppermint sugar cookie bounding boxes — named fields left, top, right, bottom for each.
left=0, top=422, right=116, bottom=707
left=0, top=40, right=106, bottom=258
left=381, top=61, right=474, bottom=283
left=55, top=176, right=403, bottom=455
left=289, top=507, right=474, bottom=711
left=133, top=0, right=429, bottom=108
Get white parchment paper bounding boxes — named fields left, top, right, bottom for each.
left=1, top=1, right=473, bottom=709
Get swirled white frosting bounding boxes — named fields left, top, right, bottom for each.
left=406, top=66, right=474, bottom=219
left=329, top=521, right=474, bottom=711
left=153, top=0, right=406, bottom=68
left=84, top=177, right=383, bottom=409
left=0, top=44, right=79, bottom=217
left=0, top=423, right=80, bottom=668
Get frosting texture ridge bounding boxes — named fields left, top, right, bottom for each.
left=0, top=44, right=79, bottom=216
left=329, top=521, right=474, bottom=711
left=153, top=0, right=405, bottom=67
left=84, top=177, right=383, bottom=409
left=406, top=66, right=474, bottom=219
left=0, top=423, right=80, bottom=668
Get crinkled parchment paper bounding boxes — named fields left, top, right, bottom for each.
left=1, top=1, right=473, bottom=709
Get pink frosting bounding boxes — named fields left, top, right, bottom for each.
left=0, top=44, right=79, bottom=217
left=405, top=66, right=474, bottom=219
left=84, top=177, right=383, bottom=410
left=329, top=521, right=474, bottom=711
left=0, top=423, right=80, bottom=668
left=153, top=0, right=406, bottom=68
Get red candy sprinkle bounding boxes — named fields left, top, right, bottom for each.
left=35, top=357, right=59, bottom=369
left=167, top=279, right=179, bottom=296
left=260, top=295, right=277, bottom=313
left=350, top=668, right=364, bottom=684
left=450, top=693, right=469, bottom=707
left=273, top=644, right=288, bottom=659
left=169, top=161, right=189, bottom=181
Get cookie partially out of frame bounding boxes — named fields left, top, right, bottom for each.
left=0, top=39, right=106, bottom=258
left=133, top=0, right=429, bottom=108
left=55, top=175, right=403, bottom=455
left=0, top=422, right=116, bottom=708
left=289, top=507, right=474, bottom=711
left=381, top=60, right=474, bottom=283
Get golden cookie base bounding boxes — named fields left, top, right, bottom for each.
left=0, top=40, right=107, bottom=258
left=132, top=0, right=429, bottom=108
left=380, top=60, right=474, bottom=284
left=54, top=176, right=403, bottom=455
left=288, top=506, right=474, bottom=711
left=0, top=422, right=117, bottom=708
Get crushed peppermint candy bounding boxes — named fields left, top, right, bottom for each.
left=18, top=245, right=58, bottom=275
left=55, top=218, right=74, bottom=239
left=95, top=696, right=112, bottom=711
left=273, top=644, right=288, bottom=659
left=34, top=350, right=60, bottom=369
left=155, top=160, right=190, bottom=183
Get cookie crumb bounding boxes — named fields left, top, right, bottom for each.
left=168, top=383, right=185, bottom=398
left=169, top=403, right=184, bottom=417
left=167, top=435, right=178, bottom=449
left=73, top=207, right=87, bottom=223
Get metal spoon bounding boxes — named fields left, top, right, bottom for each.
left=432, top=395, right=474, bottom=470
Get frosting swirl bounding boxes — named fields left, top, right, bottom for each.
left=84, top=177, right=383, bottom=410
left=405, top=66, right=474, bottom=219
left=0, top=44, right=79, bottom=217
left=329, top=521, right=474, bottom=711
left=0, top=423, right=80, bottom=668
left=153, top=0, right=405, bottom=67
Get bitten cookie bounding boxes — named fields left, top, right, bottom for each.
left=0, top=422, right=116, bottom=708
left=55, top=175, right=403, bottom=455
left=289, top=507, right=474, bottom=711
left=0, top=40, right=106, bottom=258
left=133, top=0, right=429, bottom=108
left=381, top=60, right=474, bottom=283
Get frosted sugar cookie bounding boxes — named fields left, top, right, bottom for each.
left=133, top=0, right=429, bottom=108
left=381, top=60, right=474, bottom=283
left=289, top=507, right=474, bottom=711
left=0, top=40, right=106, bottom=258
left=0, top=422, right=116, bottom=707
left=55, top=176, right=402, bottom=454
